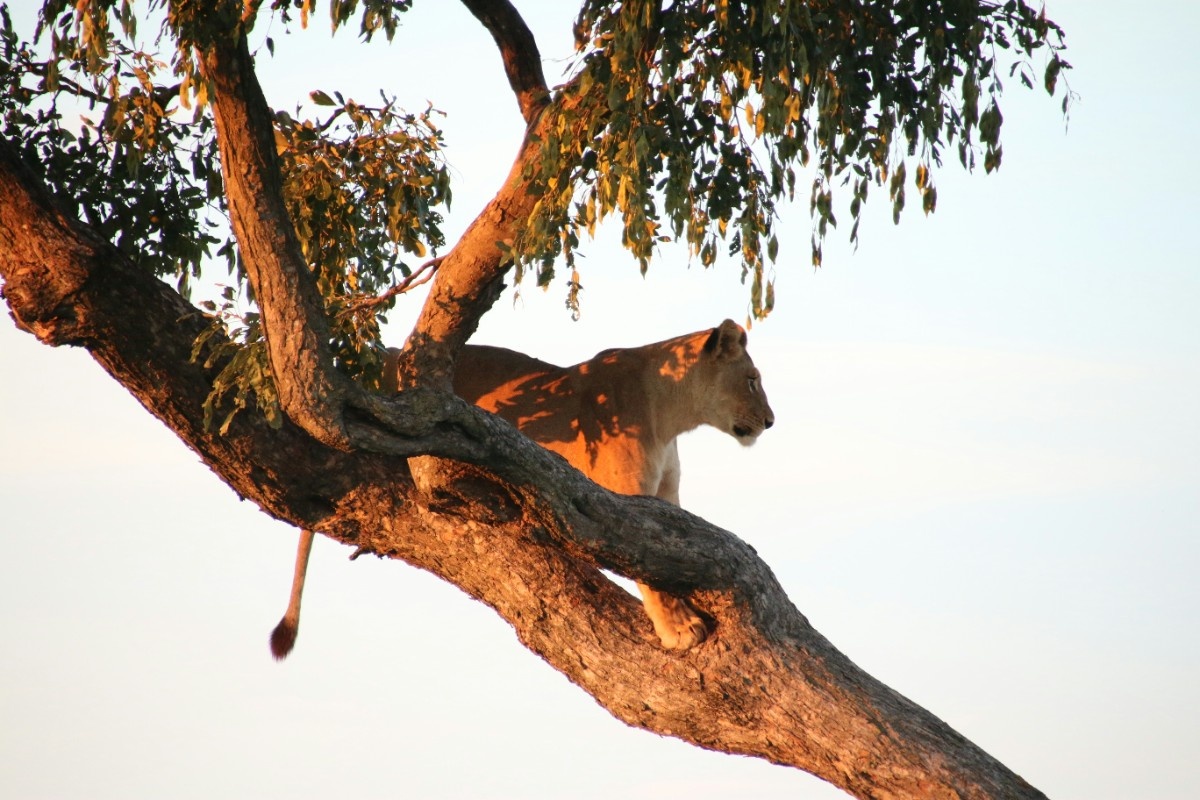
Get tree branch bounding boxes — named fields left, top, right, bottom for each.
left=1, top=136, right=1049, bottom=800
left=396, top=1, right=662, bottom=385
left=392, top=5, right=554, bottom=386
left=191, top=8, right=351, bottom=448
left=458, top=0, right=550, bottom=124
left=394, top=11, right=589, bottom=385
left=334, top=257, right=442, bottom=321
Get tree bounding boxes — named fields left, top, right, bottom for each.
left=0, top=1, right=1070, bottom=797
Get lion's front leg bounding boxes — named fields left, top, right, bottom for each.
left=637, top=582, right=708, bottom=650
left=632, top=443, right=707, bottom=649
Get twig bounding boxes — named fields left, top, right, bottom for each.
left=336, top=256, right=442, bottom=319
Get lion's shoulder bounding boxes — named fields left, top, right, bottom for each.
left=455, top=344, right=566, bottom=407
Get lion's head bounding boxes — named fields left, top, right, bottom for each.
left=697, top=319, right=775, bottom=446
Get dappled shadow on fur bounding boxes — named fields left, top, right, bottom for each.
left=443, top=320, right=772, bottom=649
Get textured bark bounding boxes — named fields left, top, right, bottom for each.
left=197, top=17, right=351, bottom=449
left=0, top=135, right=1048, bottom=800
left=0, top=3, right=1050, bottom=796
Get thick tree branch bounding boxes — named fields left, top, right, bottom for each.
left=394, top=20, right=582, bottom=383
left=394, top=5, right=553, bottom=386
left=1, top=138, right=1048, bottom=800
left=398, top=1, right=660, bottom=385
left=189, top=8, right=351, bottom=448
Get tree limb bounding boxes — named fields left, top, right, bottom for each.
left=0, top=136, right=1049, bottom=800
left=459, top=0, right=550, bottom=124
left=393, top=2, right=601, bottom=384
left=191, top=7, right=351, bottom=448
left=334, top=257, right=442, bottom=321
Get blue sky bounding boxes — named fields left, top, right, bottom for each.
left=2, top=2, right=1197, bottom=798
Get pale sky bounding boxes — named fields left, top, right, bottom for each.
left=2, top=2, right=1198, bottom=799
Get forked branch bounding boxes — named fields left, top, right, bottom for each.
left=2, top=133, right=1048, bottom=798
left=335, top=257, right=442, bottom=321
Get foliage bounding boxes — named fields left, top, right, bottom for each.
left=2, top=0, right=449, bottom=426
left=1, top=0, right=1070, bottom=419
left=515, top=0, right=1071, bottom=318
left=190, top=294, right=281, bottom=435
left=0, top=4, right=230, bottom=296
left=274, top=94, right=450, bottom=382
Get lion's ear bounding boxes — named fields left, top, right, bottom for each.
left=703, top=319, right=747, bottom=359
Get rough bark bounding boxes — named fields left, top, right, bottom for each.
left=0, top=138, right=1048, bottom=800
left=0, top=2, right=1050, bottom=797
left=196, top=13, right=351, bottom=450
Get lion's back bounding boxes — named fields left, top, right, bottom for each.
left=454, top=345, right=585, bottom=449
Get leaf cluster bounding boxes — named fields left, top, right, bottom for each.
left=4, top=0, right=448, bottom=429
left=274, top=92, right=451, bottom=382
left=191, top=293, right=280, bottom=435
left=1, top=3, right=230, bottom=296
left=516, top=0, right=1070, bottom=319
left=263, top=0, right=413, bottom=42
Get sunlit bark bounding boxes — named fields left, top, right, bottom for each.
left=0, top=0, right=1055, bottom=795
left=1, top=135, right=1047, bottom=800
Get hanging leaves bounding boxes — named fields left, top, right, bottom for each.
left=2, top=0, right=1072, bottom=391
left=0, top=5, right=229, bottom=291
left=512, top=0, right=1070, bottom=318
left=273, top=94, right=450, bottom=380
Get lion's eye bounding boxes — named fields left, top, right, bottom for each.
left=747, top=376, right=758, bottom=392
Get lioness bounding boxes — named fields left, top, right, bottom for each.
left=271, top=319, right=773, bottom=657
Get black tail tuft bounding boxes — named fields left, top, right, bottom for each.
left=270, top=617, right=297, bottom=661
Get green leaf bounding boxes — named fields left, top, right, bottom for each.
left=1044, top=56, right=1063, bottom=95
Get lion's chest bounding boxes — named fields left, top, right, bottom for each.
left=536, top=394, right=676, bottom=499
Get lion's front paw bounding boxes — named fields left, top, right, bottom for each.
left=638, top=584, right=709, bottom=650
left=656, top=609, right=708, bottom=650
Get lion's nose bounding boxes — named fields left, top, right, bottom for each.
left=764, top=415, right=774, bottom=429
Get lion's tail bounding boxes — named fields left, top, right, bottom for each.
left=270, top=528, right=315, bottom=660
